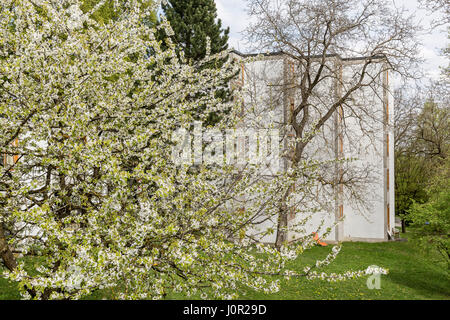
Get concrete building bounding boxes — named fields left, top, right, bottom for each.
left=232, top=50, right=395, bottom=243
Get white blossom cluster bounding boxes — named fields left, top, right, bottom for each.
left=305, top=265, right=389, bottom=283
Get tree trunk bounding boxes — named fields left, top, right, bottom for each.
left=275, top=182, right=296, bottom=249
left=0, top=224, right=44, bottom=298
left=0, top=224, right=17, bottom=272
left=275, top=209, right=289, bottom=249
left=275, top=141, right=304, bottom=249
left=401, top=219, right=406, bottom=233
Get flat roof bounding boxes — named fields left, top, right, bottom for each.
left=230, top=49, right=386, bottom=62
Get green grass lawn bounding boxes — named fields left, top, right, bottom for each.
left=1, top=235, right=449, bottom=300
left=238, top=240, right=449, bottom=300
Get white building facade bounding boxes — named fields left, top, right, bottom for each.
left=232, top=51, right=395, bottom=243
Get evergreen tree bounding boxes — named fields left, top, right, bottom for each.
left=161, top=0, right=230, bottom=62
left=160, top=0, right=234, bottom=126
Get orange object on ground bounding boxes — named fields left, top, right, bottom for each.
left=312, top=232, right=328, bottom=246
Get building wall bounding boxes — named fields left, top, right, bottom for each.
left=340, top=62, right=386, bottom=241
left=235, top=52, right=395, bottom=243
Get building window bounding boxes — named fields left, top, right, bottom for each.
left=387, top=204, right=390, bottom=230
left=2, top=138, right=19, bottom=168
left=387, top=169, right=390, bottom=191
left=339, top=205, right=344, bottom=219
left=386, top=133, right=390, bottom=157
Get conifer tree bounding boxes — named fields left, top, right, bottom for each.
left=161, top=0, right=230, bottom=62
left=161, top=0, right=233, bottom=126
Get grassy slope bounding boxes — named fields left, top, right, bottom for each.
left=239, top=240, right=449, bottom=300
left=1, top=237, right=449, bottom=300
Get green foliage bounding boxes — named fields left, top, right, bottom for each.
left=407, top=160, right=450, bottom=266
left=81, top=0, right=157, bottom=25
left=161, top=0, right=230, bottom=61
left=395, top=155, right=429, bottom=218
left=395, top=95, right=449, bottom=230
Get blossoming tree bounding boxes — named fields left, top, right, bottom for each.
left=0, top=0, right=385, bottom=299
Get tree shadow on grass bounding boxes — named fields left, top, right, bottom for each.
left=387, top=268, right=450, bottom=299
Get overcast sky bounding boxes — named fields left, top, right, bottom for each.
left=215, top=0, right=448, bottom=81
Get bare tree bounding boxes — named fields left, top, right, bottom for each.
left=414, top=83, right=449, bottom=159
left=243, top=0, right=422, bottom=248
left=419, top=0, right=450, bottom=27
left=394, top=85, right=424, bottom=155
